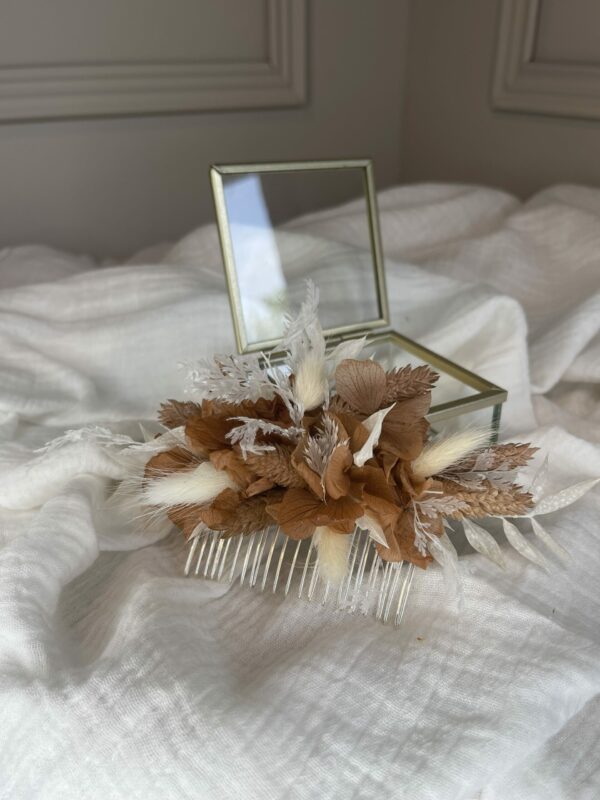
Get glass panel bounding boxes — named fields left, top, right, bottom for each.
left=362, top=334, right=480, bottom=408
left=218, top=166, right=384, bottom=348
left=362, top=334, right=503, bottom=436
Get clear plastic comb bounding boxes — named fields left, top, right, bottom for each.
left=185, top=525, right=415, bottom=626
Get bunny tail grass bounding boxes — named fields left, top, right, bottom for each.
left=411, top=428, right=491, bottom=481
left=294, top=350, right=328, bottom=411
left=314, top=526, right=351, bottom=585
left=142, top=461, right=237, bottom=508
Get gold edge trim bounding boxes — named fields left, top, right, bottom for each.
left=428, top=391, right=507, bottom=422
left=210, top=159, right=389, bottom=354
left=210, top=166, right=248, bottom=353
left=211, top=159, right=372, bottom=174
left=364, top=161, right=390, bottom=327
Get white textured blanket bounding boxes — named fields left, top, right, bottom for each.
left=0, top=184, right=598, bottom=799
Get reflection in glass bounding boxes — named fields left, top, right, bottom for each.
left=220, top=167, right=382, bottom=347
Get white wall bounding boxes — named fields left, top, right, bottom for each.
left=0, top=0, right=409, bottom=259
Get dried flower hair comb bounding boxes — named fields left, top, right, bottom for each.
left=109, top=283, right=595, bottom=624
left=44, top=284, right=598, bottom=625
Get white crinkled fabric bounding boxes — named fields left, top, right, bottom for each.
left=0, top=183, right=598, bottom=800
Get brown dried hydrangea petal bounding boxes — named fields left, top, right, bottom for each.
left=378, top=400, right=430, bottom=461
left=334, top=359, right=386, bottom=414
left=266, top=488, right=363, bottom=539
left=323, top=410, right=350, bottom=441
left=209, top=449, right=254, bottom=488
left=323, top=444, right=353, bottom=499
left=350, top=465, right=397, bottom=503
left=328, top=395, right=354, bottom=415
left=145, top=446, right=198, bottom=479
left=244, top=476, right=275, bottom=497
left=185, top=415, right=238, bottom=456
left=266, top=488, right=320, bottom=539
left=351, top=464, right=401, bottom=535
left=331, top=409, right=366, bottom=435
left=196, top=487, right=241, bottom=529
left=167, top=503, right=207, bottom=539
left=376, top=510, right=434, bottom=569
left=328, top=518, right=358, bottom=534
left=200, top=396, right=286, bottom=422
left=158, top=399, right=203, bottom=429
left=384, top=394, right=432, bottom=429
left=393, top=461, right=434, bottom=499
left=218, top=494, right=278, bottom=537
left=350, top=422, right=370, bottom=455
left=312, top=494, right=363, bottom=529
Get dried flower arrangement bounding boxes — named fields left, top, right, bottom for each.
left=130, top=283, right=595, bottom=590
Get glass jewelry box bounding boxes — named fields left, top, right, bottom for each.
left=188, top=159, right=508, bottom=623
left=210, top=159, right=507, bottom=439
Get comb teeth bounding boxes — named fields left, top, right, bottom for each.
left=185, top=526, right=415, bottom=626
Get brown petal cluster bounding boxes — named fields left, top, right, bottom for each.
left=145, top=357, right=535, bottom=569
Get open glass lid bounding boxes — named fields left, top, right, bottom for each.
left=210, top=159, right=507, bottom=436
left=210, top=159, right=390, bottom=353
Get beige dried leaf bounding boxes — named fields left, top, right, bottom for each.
left=382, top=365, right=438, bottom=404
left=440, top=479, right=534, bottom=518
left=245, top=445, right=306, bottom=488
left=334, top=359, right=386, bottom=414
left=454, top=443, right=539, bottom=473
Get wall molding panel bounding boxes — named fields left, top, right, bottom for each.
left=492, top=0, right=600, bottom=120
left=0, top=0, right=307, bottom=122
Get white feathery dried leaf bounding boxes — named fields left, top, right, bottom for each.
left=501, top=519, right=551, bottom=572
left=142, top=460, right=237, bottom=508
left=36, top=425, right=138, bottom=454
left=326, top=336, right=367, bottom=372
left=412, top=429, right=490, bottom=481
left=529, top=477, right=600, bottom=516
left=265, top=357, right=304, bottom=424
left=442, top=447, right=526, bottom=492
left=355, top=514, right=388, bottom=547
left=427, top=531, right=462, bottom=604
left=35, top=425, right=188, bottom=478
left=281, top=280, right=326, bottom=370
left=529, top=455, right=550, bottom=502
left=530, top=517, right=569, bottom=563
left=470, top=450, right=497, bottom=471
left=353, top=404, right=395, bottom=468
left=183, top=353, right=275, bottom=403
left=282, top=282, right=328, bottom=411
left=462, top=518, right=506, bottom=568
left=227, top=417, right=303, bottom=458
left=445, top=467, right=517, bottom=492
left=314, top=525, right=351, bottom=585
left=412, top=507, right=431, bottom=556
left=304, top=416, right=345, bottom=477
